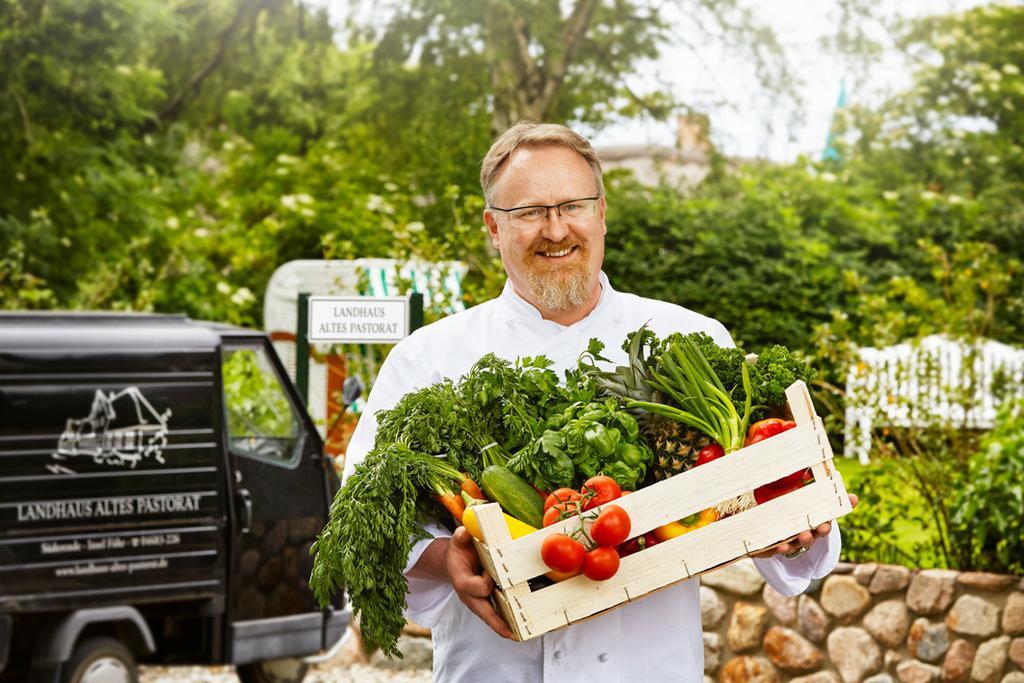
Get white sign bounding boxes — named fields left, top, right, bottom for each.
left=308, top=296, right=409, bottom=343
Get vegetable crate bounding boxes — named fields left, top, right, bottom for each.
left=471, top=380, right=854, bottom=641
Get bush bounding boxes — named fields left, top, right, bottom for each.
left=951, top=399, right=1024, bottom=575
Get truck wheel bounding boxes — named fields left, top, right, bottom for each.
left=236, top=658, right=308, bottom=683
left=61, top=636, right=137, bottom=683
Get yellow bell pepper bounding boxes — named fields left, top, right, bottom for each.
left=463, top=503, right=538, bottom=542
left=653, top=508, right=719, bottom=542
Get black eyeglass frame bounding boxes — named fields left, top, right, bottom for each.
left=486, top=195, right=602, bottom=218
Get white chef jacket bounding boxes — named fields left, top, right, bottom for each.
left=342, top=272, right=841, bottom=682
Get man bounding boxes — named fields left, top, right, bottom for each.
left=342, top=122, right=850, bottom=681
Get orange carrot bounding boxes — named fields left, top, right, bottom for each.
left=460, top=475, right=485, bottom=501
left=436, top=491, right=466, bottom=524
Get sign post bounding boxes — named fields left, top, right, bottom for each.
left=295, top=293, right=424, bottom=405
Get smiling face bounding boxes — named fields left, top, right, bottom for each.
left=483, top=144, right=607, bottom=322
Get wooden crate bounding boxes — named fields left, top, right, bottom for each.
left=471, top=380, right=854, bottom=641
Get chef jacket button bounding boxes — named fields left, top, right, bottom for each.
left=598, top=653, right=610, bottom=663
left=553, top=650, right=566, bottom=661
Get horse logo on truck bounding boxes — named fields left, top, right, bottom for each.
left=51, top=387, right=172, bottom=472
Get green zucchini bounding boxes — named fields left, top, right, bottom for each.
left=480, top=465, right=545, bottom=529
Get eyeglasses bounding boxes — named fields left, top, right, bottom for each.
left=487, top=196, right=601, bottom=227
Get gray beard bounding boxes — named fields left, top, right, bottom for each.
left=524, top=266, right=593, bottom=313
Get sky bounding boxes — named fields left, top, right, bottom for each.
left=586, top=0, right=991, bottom=161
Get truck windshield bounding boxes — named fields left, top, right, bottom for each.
left=222, top=346, right=300, bottom=466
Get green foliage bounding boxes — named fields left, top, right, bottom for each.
left=951, top=399, right=1024, bottom=575
left=222, top=348, right=295, bottom=438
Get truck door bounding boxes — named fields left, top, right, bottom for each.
left=219, top=338, right=334, bottom=664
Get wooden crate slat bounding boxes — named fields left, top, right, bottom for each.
left=507, top=479, right=849, bottom=637
left=486, top=418, right=834, bottom=588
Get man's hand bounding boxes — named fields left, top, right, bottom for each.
left=752, top=494, right=859, bottom=559
left=447, top=526, right=515, bottom=639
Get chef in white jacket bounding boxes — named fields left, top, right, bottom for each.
left=342, top=122, right=856, bottom=682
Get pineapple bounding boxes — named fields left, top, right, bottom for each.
left=593, top=327, right=756, bottom=515
left=591, top=328, right=710, bottom=481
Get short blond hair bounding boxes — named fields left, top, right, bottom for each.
left=480, top=122, right=604, bottom=206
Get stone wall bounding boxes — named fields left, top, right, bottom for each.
left=700, top=559, right=1024, bottom=683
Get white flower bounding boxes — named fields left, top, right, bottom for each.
left=948, top=195, right=963, bottom=205
left=275, top=167, right=289, bottom=176
left=883, top=191, right=899, bottom=201
left=406, top=221, right=425, bottom=233
left=194, top=228, right=210, bottom=238
left=216, top=282, right=232, bottom=295
left=384, top=182, right=399, bottom=192
left=166, top=217, right=180, bottom=230
left=231, top=287, right=255, bottom=306
left=276, top=154, right=299, bottom=165
left=116, top=65, right=132, bottom=75
left=299, top=208, right=316, bottom=218
left=1003, top=64, right=1020, bottom=76
left=921, top=191, right=939, bottom=201
left=281, top=195, right=298, bottom=210
left=820, top=172, right=837, bottom=183
left=296, top=193, right=314, bottom=205
left=986, top=155, right=999, bottom=164
left=223, top=141, right=236, bottom=151
left=366, top=194, right=384, bottom=211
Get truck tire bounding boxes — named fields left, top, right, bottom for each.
left=61, top=636, right=137, bottom=683
left=236, top=658, right=308, bottom=683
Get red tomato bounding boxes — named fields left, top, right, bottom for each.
left=591, top=505, right=631, bottom=547
left=695, top=443, right=725, bottom=466
left=580, top=475, right=621, bottom=511
left=543, top=502, right=576, bottom=527
left=544, top=488, right=582, bottom=511
left=540, top=534, right=586, bottom=573
left=582, top=546, right=621, bottom=581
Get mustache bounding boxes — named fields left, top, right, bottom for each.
left=530, top=238, right=587, bottom=252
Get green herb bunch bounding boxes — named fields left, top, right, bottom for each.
left=309, top=443, right=462, bottom=657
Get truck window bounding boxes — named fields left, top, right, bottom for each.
left=222, top=346, right=300, bottom=466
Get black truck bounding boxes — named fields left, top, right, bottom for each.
left=0, top=313, right=347, bottom=683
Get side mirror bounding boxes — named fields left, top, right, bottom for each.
left=341, top=376, right=363, bottom=408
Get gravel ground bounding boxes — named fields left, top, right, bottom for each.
left=139, top=633, right=433, bottom=683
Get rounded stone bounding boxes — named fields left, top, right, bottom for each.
left=720, top=656, right=780, bottom=683
left=798, top=594, right=831, bottom=644
left=827, top=626, right=882, bottom=683
left=820, top=575, right=872, bottom=622
left=792, top=673, right=842, bottom=683
left=702, top=559, right=766, bottom=596
left=942, top=639, right=977, bottom=683
left=870, top=565, right=913, bottom=594
left=907, top=617, right=951, bottom=663
left=865, top=676, right=895, bottom=683
left=705, top=631, right=723, bottom=674
left=728, top=601, right=771, bottom=653
left=971, top=636, right=1011, bottom=683
left=906, top=570, right=959, bottom=616
left=701, top=585, right=728, bottom=629
left=1003, top=593, right=1024, bottom=635
left=956, top=573, right=1017, bottom=592
left=864, top=600, right=911, bottom=649
left=945, top=594, right=1000, bottom=638
left=896, top=660, right=940, bottom=683
left=854, top=563, right=879, bottom=585
left=1000, top=674, right=1024, bottom=683
left=763, top=584, right=798, bottom=625
left=1008, top=637, right=1024, bottom=669
left=763, top=625, right=824, bottom=672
